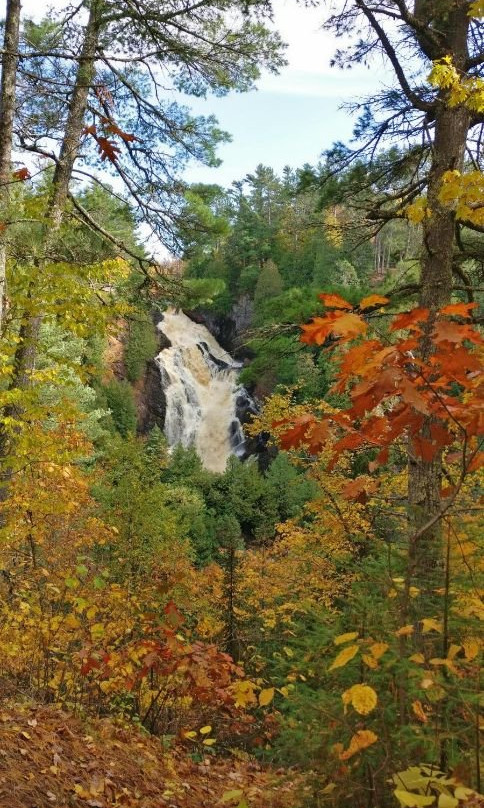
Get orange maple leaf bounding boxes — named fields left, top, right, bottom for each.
left=301, top=312, right=367, bottom=346
left=391, top=308, right=429, bottom=332
left=359, top=294, right=390, bottom=310
left=342, top=477, right=379, bottom=503
left=432, top=320, right=483, bottom=345
left=440, top=302, right=478, bottom=318
left=319, top=292, right=352, bottom=310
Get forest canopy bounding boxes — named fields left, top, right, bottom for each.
left=0, top=1, right=482, bottom=807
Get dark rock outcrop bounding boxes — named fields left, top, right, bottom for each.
left=135, top=359, right=166, bottom=435
left=134, top=312, right=171, bottom=435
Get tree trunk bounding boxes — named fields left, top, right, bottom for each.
left=0, top=0, right=21, bottom=333
left=407, top=99, right=471, bottom=597
left=10, top=0, right=101, bottom=391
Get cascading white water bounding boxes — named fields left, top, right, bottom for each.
left=156, top=308, right=250, bottom=473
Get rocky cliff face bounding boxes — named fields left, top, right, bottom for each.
left=133, top=311, right=170, bottom=436
left=186, top=295, right=254, bottom=360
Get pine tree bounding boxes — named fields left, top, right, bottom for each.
left=254, top=259, right=284, bottom=308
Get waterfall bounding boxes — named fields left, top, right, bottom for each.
left=156, top=308, right=256, bottom=473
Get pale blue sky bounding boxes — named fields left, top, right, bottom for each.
left=23, top=0, right=387, bottom=188
left=183, top=1, right=389, bottom=186
left=184, top=88, right=358, bottom=186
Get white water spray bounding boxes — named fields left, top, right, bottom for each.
left=156, top=309, right=251, bottom=473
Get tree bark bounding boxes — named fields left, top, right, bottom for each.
left=10, top=0, right=101, bottom=390
left=407, top=0, right=471, bottom=597
left=0, top=0, right=21, bottom=333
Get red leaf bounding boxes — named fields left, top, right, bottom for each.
left=83, top=124, right=97, bottom=136
left=359, top=294, right=390, bottom=310
left=13, top=167, right=31, bottom=181
left=339, top=340, right=384, bottom=377
left=429, top=422, right=453, bottom=449
left=467, top=452, right=484, bottom=472
left=413, top=436, right=439, bottom=462
left=104, top=121, right=137, bottom=143
left=80, top=656, right=101, bottom=676
left=306, top=419, right=331, bottom=454
left=440, top=302, right=478, bottom=318
left=277, top=414, right=316, bottom=450
left=164, top=600, right=184, bottom=629
left=318, top=293, right=352, bottom=310
left=331, top=432, right=366, bottom=453
left=342, top=477, right=379, bottom=503
left=391, top=308, right=429, bottom=332
left=96, top=136, right=121, bottom=163
left=399, top=377, right=430, bottom=415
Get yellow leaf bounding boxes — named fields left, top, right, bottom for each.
left=406, top=197, right=430, bottom=224
left=447, top=644, right=461, bottom=660
left=202, top=738, right=216, bottom=746
left=454, top=787, right=475, bottom=800
left=362, top=654, right=378, bottom=669
left=334, top=631, right=359, bottom=645
left=469, top=0, right=484, bottom=18
left=342, top=684, right=377, bottom=715
left=463, top=638, right=480, bottom=661
left=329, top=644, right=359, bottom=671
left=259, top=687, right=275, bottom=707
left=409, top=653, right=425, bottom=664
left=199, top=725, right=212, bottom=735
left=183, top=730, right=197, bottom=739
left=438, top=795, right=458, bottom=808
left=421, top=618, right=443, bottom=634
left=396, top=625, right=414, bottom=637
left=90, top=622, right=105, bottom=640
left=369, top=642, right=388, bottom=660
left=64, top=613, right=81, bottom=629
left=394, top=790, right=435, bottom=807
left=412, top=700, right=428, bottom=723
left=74, top=785, right=91, bottom=799
left=339, top=730, right=378, bottom=760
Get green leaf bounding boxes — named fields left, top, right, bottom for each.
left=221, top=790, right=244, bottom=803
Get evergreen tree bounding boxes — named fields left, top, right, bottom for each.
left=254, top=259, right=284, bottom=308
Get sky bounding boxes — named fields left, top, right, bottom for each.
left=21, top=0, right=387, bottom=189
left=184, top=1, right=387, bottom=186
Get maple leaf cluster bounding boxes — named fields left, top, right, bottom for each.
left=276, top=294, right=483, bottom=483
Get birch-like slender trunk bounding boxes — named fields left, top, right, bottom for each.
left=0, top=0, right=21, bottom=333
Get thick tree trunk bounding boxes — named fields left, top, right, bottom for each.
left=0, top=0, right=21, bottom=333
left=407, top=101, right=471, bottom=596
left=407, top=0, right=471, bottom=598
left=10, top=0, right=101, bottom=391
